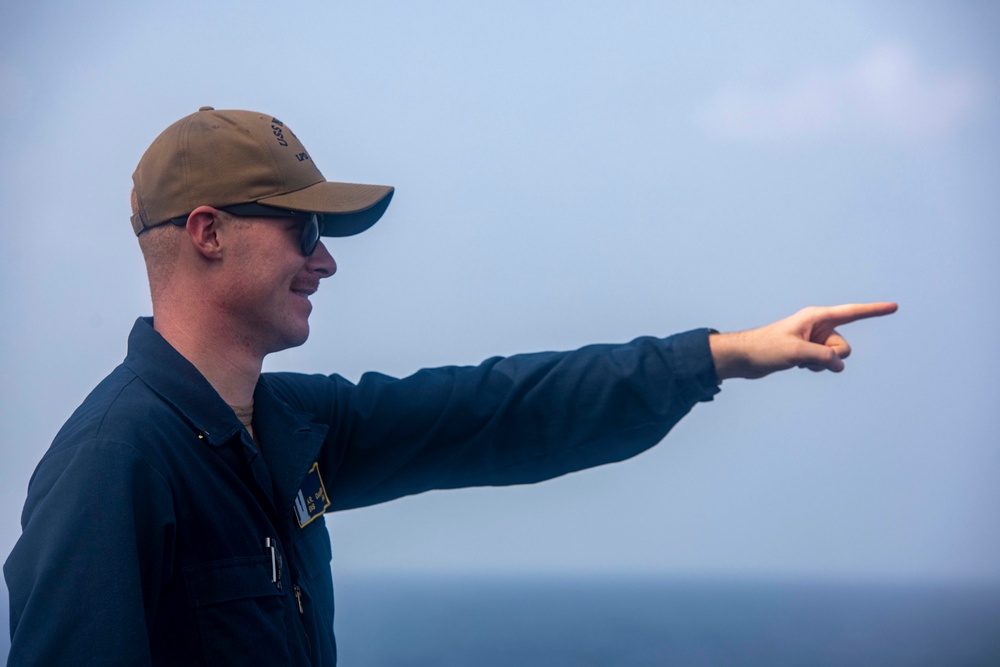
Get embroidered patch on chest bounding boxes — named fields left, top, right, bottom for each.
left=294, top=462, right=331, bottom=528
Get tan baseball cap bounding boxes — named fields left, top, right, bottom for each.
left=131, top=106, right=394, bottom=237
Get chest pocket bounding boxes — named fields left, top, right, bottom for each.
left=183, top=556, right=292, bottom=665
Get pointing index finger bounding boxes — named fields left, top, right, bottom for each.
left=816, top=302, right=899, bottom=327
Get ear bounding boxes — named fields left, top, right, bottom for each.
left=185, top=206, right=224, bottom=259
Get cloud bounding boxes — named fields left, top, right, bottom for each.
left=703, top=44, right=982, bottom=142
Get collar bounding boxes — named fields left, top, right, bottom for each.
left=123, top=317, right=329, bottom=513
left=253, top=376, right=329, bottom=516
left=123, top=318, right=242, bottom=447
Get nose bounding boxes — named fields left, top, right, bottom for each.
left=310, top=240, right=337, bottom=278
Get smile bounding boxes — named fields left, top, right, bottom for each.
left=291, top=282, right=319, bottom=298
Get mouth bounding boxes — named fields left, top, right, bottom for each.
left=291, top=282, right=319, bottom=299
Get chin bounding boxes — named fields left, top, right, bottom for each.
left=286, top=327, right=311, bottom=350
left=268, top=322, right=311, bottom=354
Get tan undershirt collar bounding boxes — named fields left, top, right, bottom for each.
left=230, top=401, right=255, bottom=442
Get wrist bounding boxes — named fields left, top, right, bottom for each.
left=708, top=330, right=749, bottom=381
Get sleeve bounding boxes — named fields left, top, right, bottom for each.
left=272, top=329, right=721, bottom=511
left=4, top=440, right=175, bottom=666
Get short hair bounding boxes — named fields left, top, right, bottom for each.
left=133, top=188, right=182, bottom=300
left=132, top=192, right=255, bottom=301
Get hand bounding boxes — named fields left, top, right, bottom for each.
left=708, top=302, right=898, bottom=380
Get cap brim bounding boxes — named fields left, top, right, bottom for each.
left=258, top=182, right=394, bottom=237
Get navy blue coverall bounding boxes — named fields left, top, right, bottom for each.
left=5, top=317, right=720, bottom=665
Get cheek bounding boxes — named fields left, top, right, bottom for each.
left=218, top=227, right=303, bottom=305
left=215, top=260, right=272, bottom=308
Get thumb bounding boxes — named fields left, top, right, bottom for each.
left=795, top=341, right=846, bottom=373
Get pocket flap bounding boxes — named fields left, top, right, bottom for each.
left=183, top=556, right=281, bottom=608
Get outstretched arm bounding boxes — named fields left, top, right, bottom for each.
left=708, top=302, right=898, bottom=380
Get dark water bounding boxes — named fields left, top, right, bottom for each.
left=3, top=576, right=999, bottom=665
left=333, top=575, right=1000, bottom=666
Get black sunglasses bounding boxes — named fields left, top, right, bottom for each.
left=161, top=203, right=323, bottom=257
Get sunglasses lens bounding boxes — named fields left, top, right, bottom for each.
left=300, top=214, right=320, bottom=256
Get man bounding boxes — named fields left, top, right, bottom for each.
left=4, top=107, right=896, bottom=666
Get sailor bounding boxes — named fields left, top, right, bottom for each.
left=4, top=107, right=896, bottom=665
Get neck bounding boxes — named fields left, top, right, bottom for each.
left=152, top=309, right=264, bottom=406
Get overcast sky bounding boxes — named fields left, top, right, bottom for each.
left=1, top=1, right=998, bottom=583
